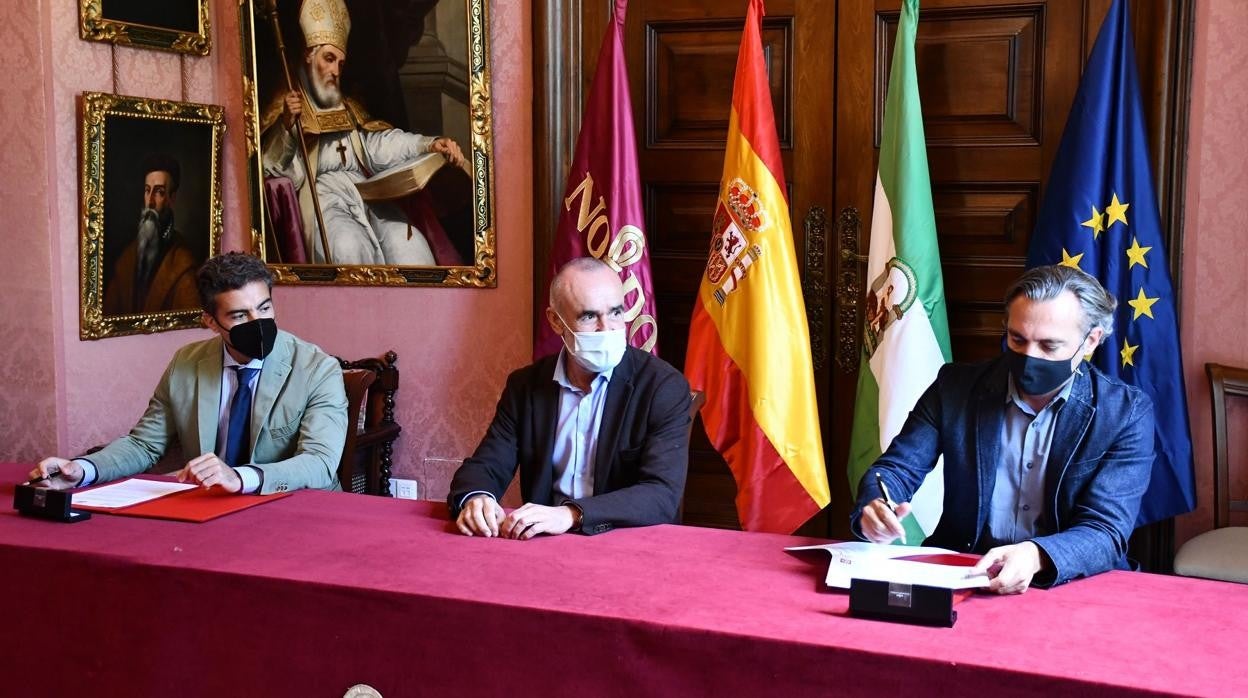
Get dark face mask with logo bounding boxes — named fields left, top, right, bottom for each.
left=1006, top=332, right=1089, bottom=396
left=227, top=317, right=278, bottom=360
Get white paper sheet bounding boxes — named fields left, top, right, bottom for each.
left=74, top=478, right=196, bottom=509
left=785, top=541, right=989, bottom=590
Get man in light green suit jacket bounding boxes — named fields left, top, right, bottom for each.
left=31, top=253, right=346, bottom=495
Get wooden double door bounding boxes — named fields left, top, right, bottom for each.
left=534, top=0, right=1192, bottom=541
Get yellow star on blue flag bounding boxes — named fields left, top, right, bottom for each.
left=1125, top=237, right=1151, bottom=268
left=1120, top=340, right=1138, bottom=367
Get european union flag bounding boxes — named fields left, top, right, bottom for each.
left=1027, top=0, right=1195, bottom=526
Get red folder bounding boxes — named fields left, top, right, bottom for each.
left=74, top=478, right=290, bottom=523
left=894, top=552, right=981, bottom=567
left=894, top=552, right=983, bottom=602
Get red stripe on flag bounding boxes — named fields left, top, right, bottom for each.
left=687, top=303, right=820, bottom=533
left=732, top=0, right=787, bottom=200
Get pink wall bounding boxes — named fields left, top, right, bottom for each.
left=1, top=1, right=532, bottom=501
left=0, top=1, right=59, bottom=462
left=1175, top=0, right=1248, bottom=546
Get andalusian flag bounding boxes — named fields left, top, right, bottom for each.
left=846, top=0, right=951, bottom=545
left=684, top=0, right=829, bottom=534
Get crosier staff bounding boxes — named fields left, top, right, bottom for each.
left=258, top=0, right=334, bottom=265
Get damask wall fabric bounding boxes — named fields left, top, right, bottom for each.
left=1177, top=0, right=1248, bottom=545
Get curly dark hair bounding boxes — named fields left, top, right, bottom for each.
left=196, top=252, right=274, bottom=314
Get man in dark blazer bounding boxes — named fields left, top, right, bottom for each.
left=853, top=265, right=1154, bottom=593
left=449, top=257, right=691, bottom=538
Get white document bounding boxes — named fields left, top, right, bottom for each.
left=74, top=478, right=196, bottom=508
left=785, top=541, right=990, bottom=590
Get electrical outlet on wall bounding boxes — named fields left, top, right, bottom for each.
left=392, top=478, right=419, bottom=500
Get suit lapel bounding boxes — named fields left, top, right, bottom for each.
left=974, top=361, right=1009, bottom=539
left=250, top=332, right=293, bottom=452
left=593, top=350, right=635, bottom=495
left=532, top=358, right=561, bottom=505
left=1045, top=368, right=1095, bottom=508
left=197, top=344, right=224, bottom=456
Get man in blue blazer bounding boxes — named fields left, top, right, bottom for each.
left=449, top=258, right=691, bottom=539
left=853, top=265, right=1154, bottom=593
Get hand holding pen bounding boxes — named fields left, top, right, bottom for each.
left=861, top=470, right=912, bottom=544
left=25, top=457, right=84, bottom=490
left=875, top=472, right=898, bottom=512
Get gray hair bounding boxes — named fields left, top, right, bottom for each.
left=1004, top=264, right=1117, bottom=337
left=549, top=257, right=614, bottom=308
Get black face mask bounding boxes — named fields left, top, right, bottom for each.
left=1006, top=341, right=1084, bottom=396
left=228, top=318, right=277, bottom=360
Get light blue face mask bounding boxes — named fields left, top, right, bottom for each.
left=557, top=313, right=626, bottom=374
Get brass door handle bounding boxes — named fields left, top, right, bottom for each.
left=835, top=206, right=864, bottom=372
left=802, top=206, right=829, bottom=372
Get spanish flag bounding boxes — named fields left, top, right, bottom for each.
left=684, top=0, right=829, bottom=534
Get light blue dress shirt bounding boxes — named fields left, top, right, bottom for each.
left=550, top=350, right=613, bottom=502
left=985, top=371, right=1077, bottom=546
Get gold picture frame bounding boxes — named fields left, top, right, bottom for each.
left=239, top=0, right=497, bottom=287
left=79, top=0, right=211, bottom=55
left=79, top=92, right=224, bottom=339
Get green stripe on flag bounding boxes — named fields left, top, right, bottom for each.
left=847, top=358, right=881, bottom=492
left=847, top=0, right=951, bottom=545
left=876, top=0, right=950, bottom=364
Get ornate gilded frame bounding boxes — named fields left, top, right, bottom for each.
left=79, top=92, right=224, bottom=339
left=239, top=0, right=497, bottom=287
left=79, top=0, right=211, bottom=55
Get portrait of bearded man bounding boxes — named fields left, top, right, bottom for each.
left=102, top=152, right=200, bottom=316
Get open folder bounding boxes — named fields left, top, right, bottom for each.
left=72, top=477, right=290, bottom=523
left=785, top=541, right=989, bottom=590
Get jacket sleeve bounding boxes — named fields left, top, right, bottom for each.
left=1030, top=391, right=1154, bottom=587
left=571, top=370, right=692, bottom=534
left=849, top=367, right=946, bottom=539
left=88, top=357, right=180, bottom=483
left=446, top=373, right=525, bottom=517
left=252, top=353, right=347, bottom=494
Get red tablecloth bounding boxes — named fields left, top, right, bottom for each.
left=1, top=463, right=1243, bottom=697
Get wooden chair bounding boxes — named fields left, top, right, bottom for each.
left=339, top=368, right=376, bottom=491
left=336, top=351, right=402, bottom=496
left=1174, top=363, right=1248, bottom=583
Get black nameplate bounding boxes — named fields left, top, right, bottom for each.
left=849, top=579, right=957, bottom=627
left=13, top=485, right=92, bottom=523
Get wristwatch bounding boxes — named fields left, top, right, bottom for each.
left=566, top=503, right=584, bottom=532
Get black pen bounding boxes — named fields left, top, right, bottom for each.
left=25, top=466, right=59, bottom=486
left=874, top=471, right=898, bottom=513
